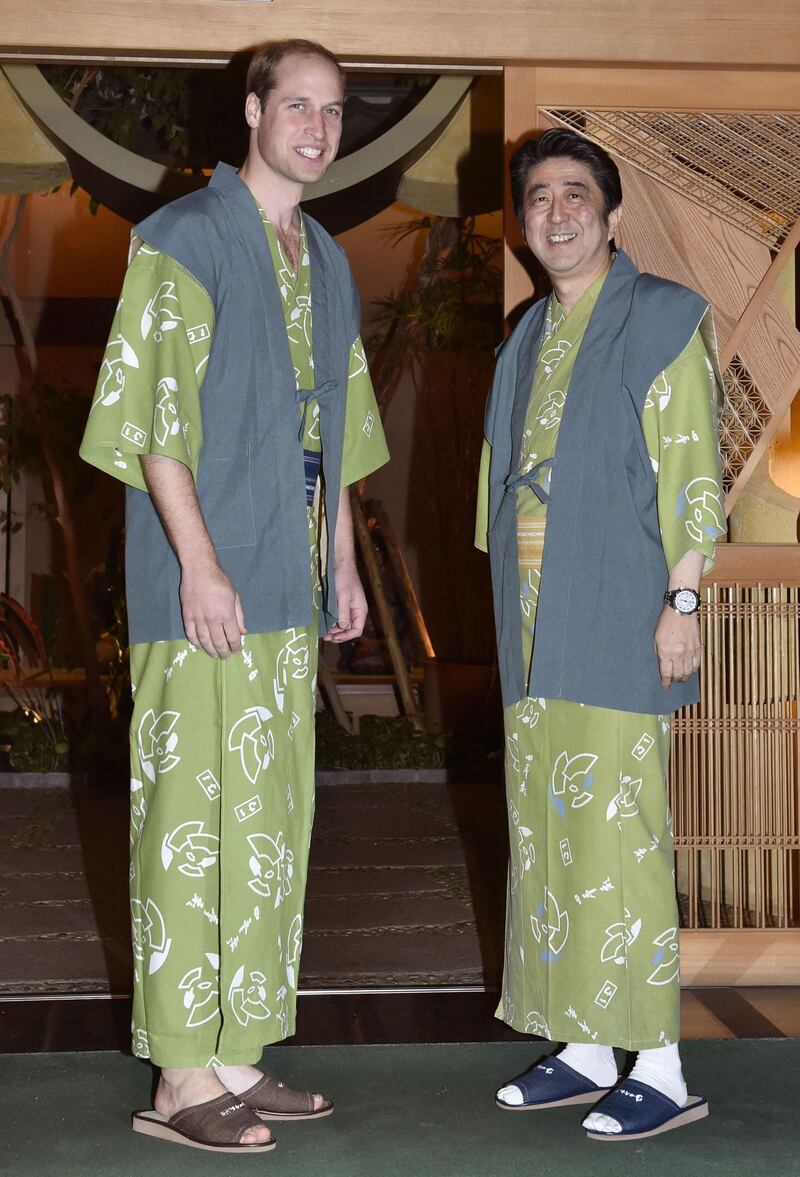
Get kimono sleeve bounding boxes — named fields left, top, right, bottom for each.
left=474, top=439, right=491, bottom=553
left=79, top=244, right=213, bottom=492
left=640, top=309, right=726, bottom=574
left=339, top=335, right=390, bottom=486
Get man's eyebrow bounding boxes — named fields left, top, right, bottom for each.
left=526, top=179, right=589, bottom=194
left=282, top=94, right=343, bottom=106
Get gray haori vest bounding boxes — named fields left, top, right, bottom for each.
left=485, top=251, right=710, bottom=715
left=126, top=162, right=359, bottom=644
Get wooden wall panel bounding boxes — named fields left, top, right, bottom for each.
left=1, top=0, right=798, bottom=68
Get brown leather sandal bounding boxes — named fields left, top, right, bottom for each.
left=239, top=1074, right=334, bottom=1121
left=132, top=1091, right=277, bottom=1152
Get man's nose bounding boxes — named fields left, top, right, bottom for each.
left=548, top=200, right=569, bottom=223
left=305, top=110, right=325, bottom=138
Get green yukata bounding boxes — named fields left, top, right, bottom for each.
left=476, top=269, right=723, bottom=1050
left=82, top=210, right=388, bottom=1067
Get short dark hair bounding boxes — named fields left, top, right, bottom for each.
left=510, top=128, right=622, bottom=224
left=246, top=39, right=344, bottom=110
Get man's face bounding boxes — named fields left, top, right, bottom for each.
left=521, top=156, right=621, bottom=283
left=245, top=52, right=344, bottom=188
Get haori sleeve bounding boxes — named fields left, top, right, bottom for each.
left=79, top=243, right=214, bottom=493
left=339, top=335, right=390, bottom=486
left=640, top=309, right=726, bottom=575
left=474, top=439, right=491, bottom=553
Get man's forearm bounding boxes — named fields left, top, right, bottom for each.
left=333, top=484, right=358, bottom=570
left=140, top=454, right=217, bottom=574
left=667, top=549, right=705, bottom=593
left=140, top=454, right=245, bottom=657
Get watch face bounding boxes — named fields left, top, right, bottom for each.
left=675, top=590, right=698, bottom=613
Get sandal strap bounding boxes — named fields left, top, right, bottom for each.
left=170, top=1092, right=266, bottom=1145
left=511, top=1056, right=607, bottom=1103
left=590, top=1080, right=684, bottom=1134
left=240, top=1074, right=316, bottom=1115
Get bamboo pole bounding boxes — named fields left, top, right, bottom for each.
left=316, top=655, right=354, bottom=735
left=350, top=489, right=420, bottom=728
left=367, top=499, right=435, bottom=661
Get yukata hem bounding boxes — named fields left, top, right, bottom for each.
left=138, top=1018, right=298, bottom=1069
left=495, top=1011, right=678, bottom=1053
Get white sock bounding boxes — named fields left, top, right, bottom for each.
left=557, top=1043, right=618, bottom=1088
left=498, top=1043, right=617, bottom=1106
left=628, top=1043, right=687, bottom=1107
left=583, top=1043, right=688, bottom=1135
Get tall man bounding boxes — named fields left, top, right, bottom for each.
left=476, top=129, right=724, bottom=1141
left=81, top=40, right=388, bottom=1154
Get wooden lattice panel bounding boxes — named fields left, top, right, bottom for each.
left=670, top=584, right=800, bottom=930
left=718, top=356, right=773, bottom=494
left=541, top=108, right=800, bottom=248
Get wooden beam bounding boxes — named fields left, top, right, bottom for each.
left=503, top=66, right=537, bottom=321
left=680, top=929, right=800, bottom=987
left=702, top=543, right=800, bottom=586
left=720, top=217, right=800, bottom=370
left=532, top=66, right=800, bottom=111
left=1, top=0, right=798, bottom=68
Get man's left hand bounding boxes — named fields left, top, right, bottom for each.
left=654, top=606, right=702, bottom=688
left=323, top=563, right=367, bottom=643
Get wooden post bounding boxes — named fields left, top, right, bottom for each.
left=350, top=488, right=420, bottom=727
left=368, top=499, right=435, bottom=661
left=316, top=654, right=354, bottom=734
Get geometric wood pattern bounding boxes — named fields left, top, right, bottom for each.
left=541, top=108, right=800, bottom=513
left=719, top=356, right=774, bottom=494
left=540, top=109, right=800, bottom=249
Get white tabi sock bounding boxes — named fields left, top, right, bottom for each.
left=628, top=1043, right=688, bottom=1108
left=583, top=1042, right=688, bottom=1135
left=557, top=1043, right=618, bottom=1089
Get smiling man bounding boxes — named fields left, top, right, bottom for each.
left=80, top=40, right=388, bottom=1154
left=476, top=129, right=724, bottom=1142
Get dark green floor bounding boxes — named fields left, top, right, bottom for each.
left=2, top=1040, right=797, bottom=1177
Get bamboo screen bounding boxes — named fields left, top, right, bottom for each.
left=672, top=582, right=800, bottom=930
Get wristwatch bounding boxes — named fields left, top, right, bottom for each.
left=664, top=587, right=701, bottom=616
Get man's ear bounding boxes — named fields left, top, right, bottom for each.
left=608, top=203, right=623, bottom=241
left=244, top=92, right=261, bottom=130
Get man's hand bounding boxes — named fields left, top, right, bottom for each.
left=180, top=561, right=247, bottom=658
left=323, top=562, right=367, bottom=643
left=654, top=606, right=701, bottom=688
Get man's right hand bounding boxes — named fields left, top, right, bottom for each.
left=180, top=562, right=247, bottom=658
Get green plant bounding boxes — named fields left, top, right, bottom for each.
left=368, top=216, right=502, bottom=663
left=0, top=594, right=69, bottom=771
left=315, top=712, right=447, bottom=771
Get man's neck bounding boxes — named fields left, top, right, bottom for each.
left=550, top=252, right=613, bottom=315
left=237, top=156, right=303, bottom=233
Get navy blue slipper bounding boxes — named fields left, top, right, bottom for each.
left=584, top=1079, right=709, bottom=1140
left=496, top=1056, right=615, bottom=1111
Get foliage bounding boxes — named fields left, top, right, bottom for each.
left=367, top=216, right=502, bottom=663
left=0, top=595, right=69, bottom=771
left=315, top=711, right=447, bottom=771
left=369, top=216, right=502, bottom=382
left=0, top=382, right=97, bottom=521
left=42, top=64, right=248, bottom=170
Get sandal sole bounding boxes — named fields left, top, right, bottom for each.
left=132, top=1112, right=277, bottom=1153
left=586, top=1098, right=709, bottom=1141
left=497, top=1088, right=611, bottom=1112
left=254, top=1104, right=334, bottom=1122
